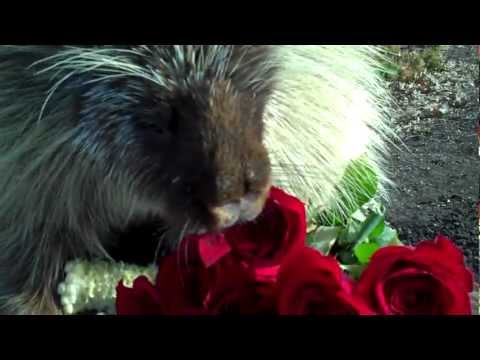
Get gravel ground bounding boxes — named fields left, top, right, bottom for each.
left=385, top=45, right=479, bottom=279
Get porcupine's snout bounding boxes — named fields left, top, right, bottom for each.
left=209, top=185, right=271, bottom=232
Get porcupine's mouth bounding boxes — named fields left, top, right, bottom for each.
left=107, top=218, right=170, bottom=266
left=105, top=194, right=262, bottom=266
left=106, top=215, right=212, bottom=266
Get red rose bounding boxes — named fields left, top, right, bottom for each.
left=116, top=276, right=164, bottom=315
left=276, top=247, right=374, bottom=315
left=116, top=237, right=211, bottom=315
left=224, top=187, right=307, bottom=281
left=153, top=249, right=209, bottom=315
left=157, top=249, right=276, bottom=315
left=203, top=256, right=277, bottom=315
left=355, top=235, right=473, bottom=315
left=117, top=237, right=276, bottom=315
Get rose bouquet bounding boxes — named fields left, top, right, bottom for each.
left=109, top=187, right=473, bottom=315
left=58, top=160, right=476, bottom=315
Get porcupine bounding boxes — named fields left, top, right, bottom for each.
left=0, top=45, right=393, bottom=314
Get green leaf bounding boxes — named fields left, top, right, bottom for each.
left=374, top=225, right=399, bottom=247
left=368, top=215, right=385, bottom=240
left=354, top=242, right=380, bottom=265
left=355, top=212, right=384, bottom=245
left=340, top=264, right=366, bottom=280
left=366, top=200, right=386, bottom=216
left=350, top=207, right=367, bottom=222
left=336, top=220, right=364, bottom=247
left=308, top=226, right=340, bottom=255
left=337, top=248, right=359, bottom=265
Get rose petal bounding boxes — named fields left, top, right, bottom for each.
left=383, top=270, right=450, bottom=315
left=203, top=255, right=276, bottom=315
left=116, top=276, right=163, bottom=315
left=198, top=233, right=232, bottom=268
left=155, top=253, right=209, bottom=315
left=253, top=265, right=281, bottom=283
left=414, top=235, right=473, bottom=292
left=224, top=186, right=306, bottom=271
left=277, top=247, right=373, bottom=315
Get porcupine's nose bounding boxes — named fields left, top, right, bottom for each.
left=210, top=190, right=270, bottom=231
left=211, top=202, right=241, bottom=230
left=208, top=164, right=272, bottom=232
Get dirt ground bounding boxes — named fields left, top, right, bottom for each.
left=385, top=45, right=479, bottom=277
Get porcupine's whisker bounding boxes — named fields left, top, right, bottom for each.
left=181, top=219, right=191, bottom=268
left=37, top=70, right=78, bottom=124
left=34, top=48, right=162, bottom=91
left=269, top=162, right=326, bottom=170
left=270, top=167, right=333, bottom=179
left=153, top=226, right=168, bottom=264
left=175, top=219, right=191, bottom=288
left=38, top=60, right=111, bottom=125
left=185, top=220, right=204, bottom=272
